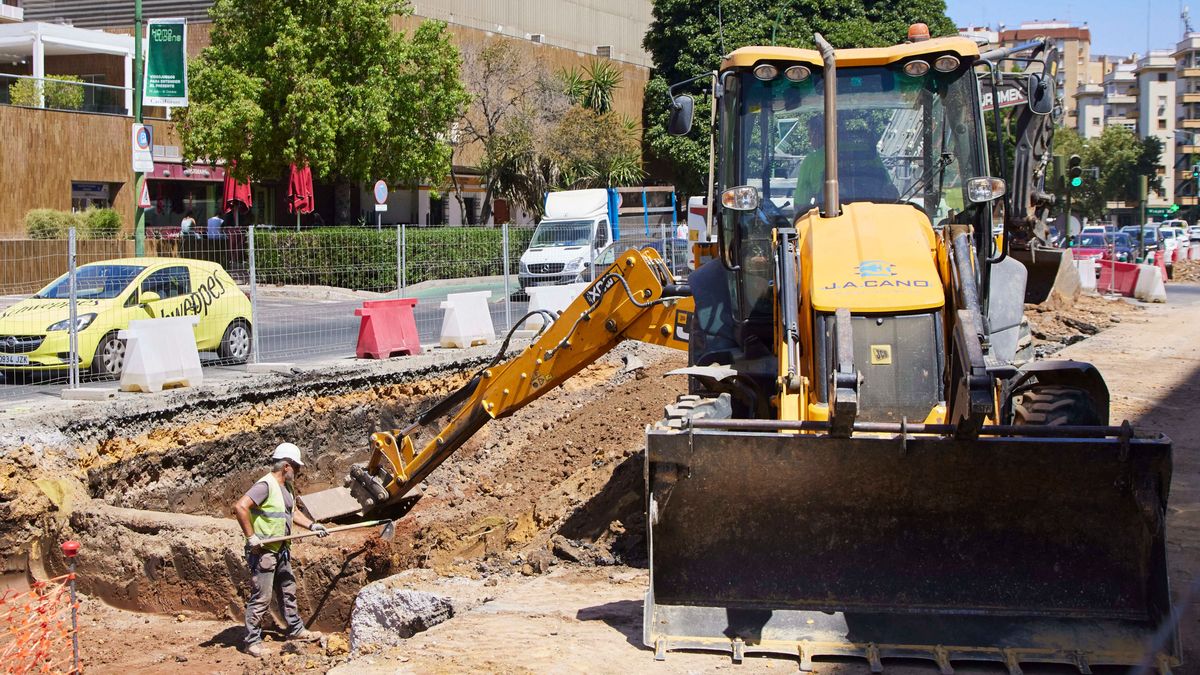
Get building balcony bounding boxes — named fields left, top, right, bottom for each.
left=1182, top=67, right=1200, bottom=78
left=0, top=2, right=21, bottom=23
left=1182, top=196, right=1199, bottom=206
left=1182, top=144, right=1200, bottom=153
left=1106, top=94, right=1137, bottom=104
left=1180, top=118, right=1200, bottom=129
left=1183, top=92, right=1200, bottom=104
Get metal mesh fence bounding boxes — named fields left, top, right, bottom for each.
left=0, top=222, right=691, bottom=407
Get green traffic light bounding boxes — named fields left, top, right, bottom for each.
left=1070, top=177, right=1082, bottom=187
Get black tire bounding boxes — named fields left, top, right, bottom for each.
left=1011, top=385, right=1101, bottom=426
left=218, top=319, right=252, bottom=364
left=90, top=331, right=126, bottom=379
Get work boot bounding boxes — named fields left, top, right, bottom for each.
left=288, top=628, right=323, bottom=643
left=245, top=642, right=268, bottom=658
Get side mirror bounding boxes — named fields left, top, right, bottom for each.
left=966, top=177, right=1007, bottom=203
left=667, top=95, right=694, bottom=136
left=140, top=291, right=161, bottom=305
left=1027, top=72, right=1055, bottom=115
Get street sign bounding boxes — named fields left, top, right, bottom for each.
left=373, top=180, right=388, bottom=212
left=1145, top=207, right=1171, bottom=218
left=143, top=18, right=188, bottom=106
left=131, top=123, right=154, bottom=172
left=138, top=181, right=152, bottom=208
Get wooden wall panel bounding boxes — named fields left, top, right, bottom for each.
left=0, top=106, right=178, bottom=238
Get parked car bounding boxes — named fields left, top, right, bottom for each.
left=1081, top=225, right=1117, bottom=237
left=0, top=258, right=253, bottom=379
left=1158, top=225, right=1185, bottom=256
left=1188, top=225, right=1200, bottom=242
left=1110, top=232, right=1135, bottom=262
left=1072, top=234, right=1112, bottom=262
left=1120, top=226, right=1161, bottom=253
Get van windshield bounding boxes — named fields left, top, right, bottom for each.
left=529, top=220, right=594, bottom=248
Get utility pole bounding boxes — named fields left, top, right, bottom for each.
left=133, top=0, right=145, bottom=256
left=1066, top=154, right=1082, bottom=247
left=1139, top=175, right=1148, bottom=260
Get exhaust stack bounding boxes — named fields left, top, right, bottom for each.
left=814, top=33, right=840, bottom=217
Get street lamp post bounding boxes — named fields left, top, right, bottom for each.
left=133, top=0, right=145, bottom=256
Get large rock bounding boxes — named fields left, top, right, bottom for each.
left=349, top=581, right=455, bottom=652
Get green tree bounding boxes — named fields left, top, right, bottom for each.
left=1048, top=126, right=1165, bottom=221
left=643, top=0, right=956, bottom=195
left=176, top=0, right=466, bottom=188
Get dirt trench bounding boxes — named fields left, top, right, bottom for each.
left=3, top=343, right=686, bottom=636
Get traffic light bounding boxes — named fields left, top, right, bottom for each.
left=1068, top=154, right=1083, bottom=188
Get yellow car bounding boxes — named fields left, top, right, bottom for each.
left=0, top=257, right=253, bottom=378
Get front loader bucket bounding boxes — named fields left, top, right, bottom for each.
left=1012, top=246, right=1075, bottom=305
left=644, top=426, right=1177, bottom=672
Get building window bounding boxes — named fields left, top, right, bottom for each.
left=1092, top=116, right=1100, bottom=125
left=463, top=196, right=478, bottom=224
left=1159, top=118, right=1168, bottom=130
left=1159, top=95, right=1168, bottom=105
left=429, top=196, right=446, bottom=225
left=1159, top=73, right=1168, bottom=82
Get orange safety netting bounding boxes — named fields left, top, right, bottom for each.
left=0, top=574, right=79, bottom=674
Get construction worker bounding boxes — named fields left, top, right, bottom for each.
left=233, top=442, right=330, bottom=657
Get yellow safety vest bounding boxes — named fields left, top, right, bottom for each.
left=249, top=473, right=293, bottom=553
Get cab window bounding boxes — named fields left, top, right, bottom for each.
left=141, top=266, right=191, bottom=300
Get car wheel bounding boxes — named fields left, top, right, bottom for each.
left=90, top=332, right=126, bottom=379
left=218, top=320, right=252, bottom=364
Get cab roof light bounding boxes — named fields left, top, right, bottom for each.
left=784, top=65, right=811, bottom=82
left=902, top=59, right=930, bottom=77
left=934, top=54, right=961, bottom=72
left=753, top=63, right=779, bottom=80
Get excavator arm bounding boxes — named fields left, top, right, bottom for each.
left=301, top=247, right=692, bottom=521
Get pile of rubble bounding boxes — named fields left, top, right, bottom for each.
left=1026, top=294, right=1144, bottom=358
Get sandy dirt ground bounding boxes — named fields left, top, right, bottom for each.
left=19, top=291, right=1200, bottom=674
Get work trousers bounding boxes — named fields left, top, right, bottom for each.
left=244, top=546, right=306, bottom=645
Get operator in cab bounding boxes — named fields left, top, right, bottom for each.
left=232, top=442, right=330, bottom=658
left=791, top=115, right=898, bottom=212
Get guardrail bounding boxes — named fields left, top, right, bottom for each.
left=0, top=73, right=130, bottom=116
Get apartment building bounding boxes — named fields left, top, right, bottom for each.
left=1135, top=51, right=1176, bottom=206
left=1103, top=63, right=1139, bottom=133
left=1075, top=84, right=1105, bottom=139
left=1175, top=34, right=1200, bottom=209
left=998, top=21, right=1091, bottom=128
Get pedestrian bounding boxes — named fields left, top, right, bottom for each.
left=207, top=211, right=225, bottom=239
left=233, top=442, right=329, bottom=658
left=180, top=210, right=197, bottom=238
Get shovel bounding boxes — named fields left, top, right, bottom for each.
left=258, top=519, right=395, bottom=546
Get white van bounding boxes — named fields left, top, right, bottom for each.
left=518, top=189, right=615, bottom=289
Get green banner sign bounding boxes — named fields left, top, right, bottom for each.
left=143, top=18, right=188, bottom=107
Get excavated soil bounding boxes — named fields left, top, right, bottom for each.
left=1172, top=258, right=1200, bottom=283
left=0, top=341, right=686, bottom=667
left=1025, top=292, right=1144, bottom=358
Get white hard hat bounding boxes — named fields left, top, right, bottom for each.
left=271, top=442, right=305, bottom=466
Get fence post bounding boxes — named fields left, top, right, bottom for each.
left=61, top=540, right=81, bottom=673
left=502, top=222, right=511, bottom=332
left=67, top=227, right=79, bottom=389
left=248, top=225, right=260, bottom=364
left=401, top=223, right=407, bottom=293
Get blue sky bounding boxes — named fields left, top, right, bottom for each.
left=945, top=0, right=1183, bottom=57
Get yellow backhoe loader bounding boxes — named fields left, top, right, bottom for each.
left=302, top=28, right=1177, bottom=673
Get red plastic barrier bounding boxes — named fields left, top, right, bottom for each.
left=355, top=298, right=422, bottom=359
left=1096, top=259, right=1140, bottom=297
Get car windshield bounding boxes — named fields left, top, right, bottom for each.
left=1077, top=234, right=1108, bottom=247
left=1112, top=234, right=1132, bottom=246
left=529, top=220, right=594, bottom=248
left=35, top=264, right=144, bottom=299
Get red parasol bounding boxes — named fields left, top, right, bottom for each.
left=287, top=163, right=314, bottom=230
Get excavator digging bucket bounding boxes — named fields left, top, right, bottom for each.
left=644, top=425, right=1177, bottom=672
left=1012, top=246, right=1076, bottom=305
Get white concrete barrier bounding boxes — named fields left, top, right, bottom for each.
left=1075, top=258, right=1098, bottom=294
left=118, top=316, right=203, bottom=392
left=1191, top=243, right=1200, bottom=260
left=523, top=283, right=589, bottom=332
left=1134, top=264, right=1167, bottom=303
left=439, top=291, right=495, bottom=349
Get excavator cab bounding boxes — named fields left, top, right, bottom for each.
left=647, top=31, right=1177, bottom=672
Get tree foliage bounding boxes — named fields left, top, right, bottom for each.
left=1049, top=126, right=1164, bottom=220
left=643, top=0, right=957, bottom=195
left=176, top=0, right=466, bottom=187
left=453, top=39, right=643, bottom=221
